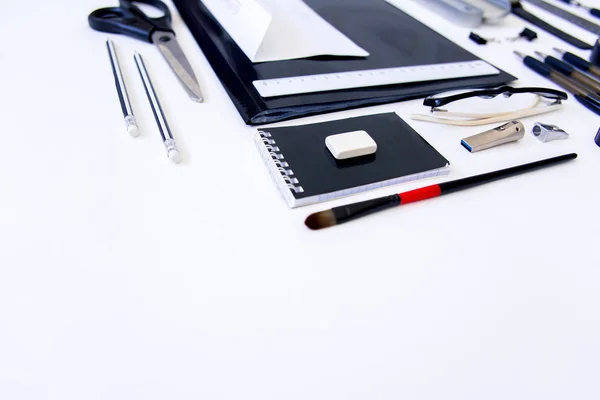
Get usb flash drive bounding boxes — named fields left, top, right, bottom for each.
left=461, top=121, right=525, bottom=153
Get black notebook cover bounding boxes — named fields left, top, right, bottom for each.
left=173, top=0, right=516, bottom=125
left=254, top=113, right=450, bottom=207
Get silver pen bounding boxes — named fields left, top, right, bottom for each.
left=106, top=39, right=139, bottom=137
left=133, top=52, right=182, bottom=164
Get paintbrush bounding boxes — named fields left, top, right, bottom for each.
left=534, top=51, right=600, bottom=94
left=553, top=48, right=600, bottom=80
left=305, top=153, right=577, bottom=230
left=514, top=51, right=600, bottom=115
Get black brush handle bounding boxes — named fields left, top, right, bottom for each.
left=545, top=56, right=574, bottom=75
left=586, top=93, right=600, bottom=106
left=318, top=154, right=577, bottom=229
left=440, top=153, right=577, bottom=194
left=575, top=94, right=600, bottom=116
left=563, top=52, right=592, bottom=71
left=332, top=194, right=400, bottom=225
left=525, top=56, right=553, bottom=76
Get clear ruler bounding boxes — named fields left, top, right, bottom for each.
left=523, top=0, right=600, bottom=35
left=253, top=60, right=500, bottom=98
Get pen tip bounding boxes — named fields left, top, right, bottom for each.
left=553, top=47, right=565, bottom=55
left=534, top=50, right=546, bottom=58
left=168, top=149, right=182, bottom=164
left=513, top=51, right=526, bottom=59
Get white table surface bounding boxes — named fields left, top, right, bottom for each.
left=1, top=1, right=599, bottom=399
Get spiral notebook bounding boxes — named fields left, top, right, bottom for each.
left=254, top=113, right=450, bottom=208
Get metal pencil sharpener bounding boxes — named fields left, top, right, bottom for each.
left=531, top=122, right=569, bottom=143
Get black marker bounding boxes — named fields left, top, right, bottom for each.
left=514, top=51, right=600, bottom=116
left=555, top=0, right=600, bottom=19
left=510, top=1, right=592, bottom=49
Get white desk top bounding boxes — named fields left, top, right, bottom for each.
left=1, top=1, right=599, bottom=399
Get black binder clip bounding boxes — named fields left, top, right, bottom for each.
left=469, top=32, right=489, bottom=45
left=507, top=28, right=538, bottom=42
left=470, top=28, right=537, bottom=46
left=469, top=32, right=499, bottom=45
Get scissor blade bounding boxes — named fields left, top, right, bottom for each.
left=152, top=31, right=203, bottom=102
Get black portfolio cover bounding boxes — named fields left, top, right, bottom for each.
left=173, top=0, right=516, bottom=125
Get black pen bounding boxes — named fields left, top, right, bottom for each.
left=555, top=0, right=600, bottom=19
left=514, top=51, right=600, bottom=116
left=534, top=51, right=600, bottom=93
left=553, top=48, right=600, bottom=80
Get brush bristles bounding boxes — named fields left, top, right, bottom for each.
left=305, top=209, right=337, bottom=230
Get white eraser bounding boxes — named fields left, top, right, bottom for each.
left=168, top=149, right=182, bottom=164
left=127, top=124, right=140, bottom=138
left=325, top=130, right=377, bottom=160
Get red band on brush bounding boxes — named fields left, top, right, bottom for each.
left=400, top=185, right=442, bottom=204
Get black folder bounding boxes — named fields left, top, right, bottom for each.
left=173, top=0, right=516, bottom=125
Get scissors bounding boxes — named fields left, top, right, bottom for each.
left=89, top=0, right=203, bottom=102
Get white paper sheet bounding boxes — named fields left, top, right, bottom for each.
left=200, top=0, right=369, bottom=63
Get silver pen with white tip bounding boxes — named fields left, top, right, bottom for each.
left=106, top=39, right=139, bottom=137
left=134, top=51, right=182, bottom=164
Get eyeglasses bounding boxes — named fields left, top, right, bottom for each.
left=411, top=86, right=568, bottom=126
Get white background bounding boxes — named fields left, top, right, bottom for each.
left=1, top=1, right=599, bottom=399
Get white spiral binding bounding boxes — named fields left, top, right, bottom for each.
left=258, top=130, right=304, bottom=194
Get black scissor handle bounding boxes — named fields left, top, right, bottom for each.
left=120, top=0, right=172, bottom=32
left=89, top=7, right=155, bottom=42
left=88, top=0, right=172, bottom=43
